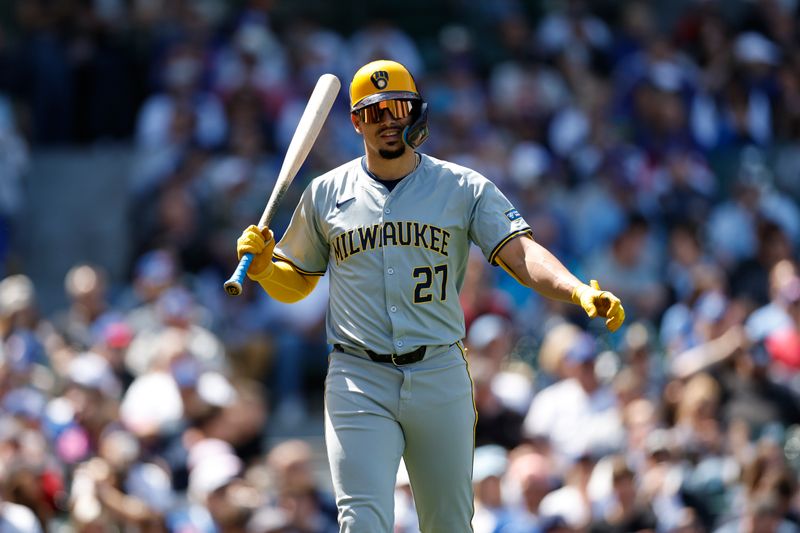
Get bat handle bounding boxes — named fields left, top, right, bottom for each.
left=224, top=253, right=254, bottom=296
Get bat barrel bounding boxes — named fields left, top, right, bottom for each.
left=224, top=72, right=340, bottom=297
left=224, top=253, right=254, bottom=296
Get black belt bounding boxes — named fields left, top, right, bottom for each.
left=334, top=343, right=427, bottom=365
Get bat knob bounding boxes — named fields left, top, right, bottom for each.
left=224, top=280, right=243, bottom=296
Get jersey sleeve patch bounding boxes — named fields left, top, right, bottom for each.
left=505, top=209, right=522, bottom=221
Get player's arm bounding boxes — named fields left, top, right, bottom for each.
left=236, top=225, right=319, bottom=303
left=495, top=234, right=625, bottom=332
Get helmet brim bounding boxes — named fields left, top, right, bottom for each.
left=351, top=91, right=420, bottom=112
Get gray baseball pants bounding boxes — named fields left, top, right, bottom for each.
left=324, top=342, right=476, bottom=532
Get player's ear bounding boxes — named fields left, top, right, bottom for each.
left=350, top=113, right=362, bottom=134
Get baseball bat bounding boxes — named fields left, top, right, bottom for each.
left=224, top=73, right=341, bottom=296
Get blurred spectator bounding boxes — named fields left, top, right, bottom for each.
left=283, top=19, right=348, bottom=92
left=661, top=267, right=745, bottom=380
left=460, top=248, right=514, bottom=331
left=92, top=319, right=136, bottom=390
left=665, top=222, right=718, bottom=304
left=523, top=332, right=624, bottom=466
left=586, top=213, right=668, bottom=322
left=718, top=342, right=800, bottom=439
left=673, top=372, right=720, bottom=437
left=189, top=377, right=268, bottom=465
left=471, top=356, right=525, bottom=450
left=535, top=321, right=583, bottom=385
left=125, top=286, right=224, bottom=377
left=620, top=396, right=660, bottom=468
left=566, top=172, right=628, bottom=260
left=165, top=436, right=261, bottom=532
left=670, top=373, right=740, bottom=525
left=466, top=313, right=535, bottom=418
left=0, top=274, right=47, bottom=378
left=618, top=321, right=665, bottom=402
left=119, top=351, right=184, bottom=441
left=471, top=445, right=510, bottom=533
left=652, top=148, right=716, bottom=229
left=58, top=351, right=123, bottom=461
left=1, top=448, right=59, bottom=530
left=0, top=399, right=65, bottom=530
left=495, top=447, right=556, bottom=533
left=69, top=450, right=170, bottom=532
left=611, top=1, right=656, bottom=64
left=536, top=0, right=612, bottom=62
left=201, top=121, right=275, bottom=263
left=731, top=220, right=796, bottom=311
left=725, top=438, right=800, bottom=530
left=0, top=498, right=43, bottom=532
left=264, top=439, right=337, bottom=528
left=621, top=46, right=697, bottom=157
left=345, top=18, right=423, bottom=77
left=589, top=454, right=657, bottom=532
left=244, top=275, right=330, bottom=428
left=714, top=492, right=799, bottom=533
left=133, top=166, right=216, bottom=275
left=136, top=42, right=227, bottom=152
left=121, top=248, right=181, bottom=332
left=708, top=147, right=800, bottom=269
left=212, top=21, right=289, bottom=109
left=765, top=328, right=800, bottom=379
left=636, top=429, right=696, bottom=531
left=745, top=259, right=800, bottom=344
left=488, top=51, right=570, bottom=137
left=724, top=32, right=781, bottom=146
left=52, top=263, right=118, bottom=352
left=538, top=452, right=597, bottom=530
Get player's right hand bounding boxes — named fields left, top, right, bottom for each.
left=237, top=225, right=275, bottom=279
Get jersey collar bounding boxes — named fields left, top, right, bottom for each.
left=359, top=153, right=423, bottom=191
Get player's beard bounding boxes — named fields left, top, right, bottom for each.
left=379, top=143, right=406, bottom=159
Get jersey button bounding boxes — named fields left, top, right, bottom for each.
left=387, top=268, right=394, bottom=275
left=390, top=306, right=397, bottom=313
left=384, top=208, right=391, bottom=214
left=396, top=340, right=404, bottom=348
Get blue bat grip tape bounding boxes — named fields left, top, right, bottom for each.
left=224, top=253, right=253, bottom=295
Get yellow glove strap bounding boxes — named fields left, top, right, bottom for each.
left=571, top=282, right=590, bottom=306
left=247, top=260, right=274, bottom=280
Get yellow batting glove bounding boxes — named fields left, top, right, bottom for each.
left=236, top=225, right=275, bottom=280
left=571, top=279, right=626, bottom=332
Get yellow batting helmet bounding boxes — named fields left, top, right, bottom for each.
left=349, top=60, right=420, bottom=111
left=350, top=59, right=429, bottom=148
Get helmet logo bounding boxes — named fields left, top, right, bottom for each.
left=370, top=71, right=389, bottom=90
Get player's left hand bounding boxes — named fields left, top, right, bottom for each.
left=572, top=279, right=626, bottom=332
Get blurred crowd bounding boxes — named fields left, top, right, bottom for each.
left=1, top=0, right=800, bottom=531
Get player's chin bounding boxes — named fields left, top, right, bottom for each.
left=379, top=143, right=406, bottom=160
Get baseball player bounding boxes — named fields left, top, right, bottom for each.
left=236, top=59, right=625, bottom=532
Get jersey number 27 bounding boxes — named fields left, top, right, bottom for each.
left=412, top=264, right=448, bottom=303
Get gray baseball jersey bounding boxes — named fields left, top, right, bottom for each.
left=273, top=153, right=531, bottom=354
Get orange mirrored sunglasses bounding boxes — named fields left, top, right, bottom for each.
left=356, top=99, right=414, bottom=124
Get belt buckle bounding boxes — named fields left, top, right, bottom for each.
left=390, top=352, right=401, bottom=365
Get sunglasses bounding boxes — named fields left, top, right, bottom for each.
left=356, top=99, right=414, bottom=124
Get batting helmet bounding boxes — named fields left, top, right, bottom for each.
left=350, top=60, right=429, bottom=148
